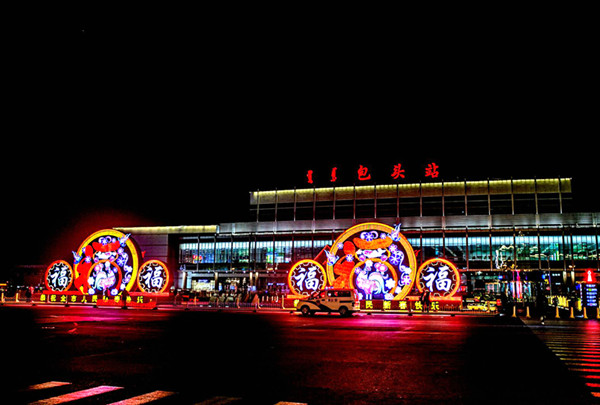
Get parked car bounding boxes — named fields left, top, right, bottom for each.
left=296, top=289, right=359, bottom=316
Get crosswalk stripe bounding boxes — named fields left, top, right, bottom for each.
left=29, top=385, right=123, bottom=405
left=107, top=390, right=176, bottom=404
left=548, top=340, right=600, bottom=343
left=546, top=344, right=600, bottom=347
left=569, top=368, right=600, bottom=373
left=528, top=322, right=600, bottom=401
left=546, top=341, right=600, bottom=345
left=23, top=380, right=305, bottom=405
left=27, top=382, right=72, bottom=391
left=22, top=376, right=310, bottom=405
left=554, top=354, right=600, bottom=360
left=550, top=350, right=600, bottom=355
left=565, top=362, right=600, bottom=368
left=194, top=396, right=241, bottom=405
left=274, top=402, right=308, bottom=405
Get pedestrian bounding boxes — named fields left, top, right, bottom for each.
left=235, top=293, right=241, bottom=308
left=252, top=293, right=260, bottom=312
left=500, top=291, right=508, bottom=315
left=536, top=287, right=548, bottom=325
left=422, top=290, right=431, bottom=313
left=121, top=289, right=129, bottom=309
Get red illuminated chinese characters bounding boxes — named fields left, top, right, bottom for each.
left=306, top=162, right=444, bottom=185
left=391, top=163, right=405, bottom=179
left=425, top=162, right=440, bottom=178
left=306, top=170, right=314, bottom=184
left=330, top=167, right=338, bottom=183
left=357, top=165, right=371, bottom=181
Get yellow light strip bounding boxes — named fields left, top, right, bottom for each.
left=251, top=178, right=572, bottom=204
left=114, top=225, right=218, bottom=234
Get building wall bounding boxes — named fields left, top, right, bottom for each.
left=117, top=179, right=598, bottom=293
left=177, top=220, right=599, bottom=274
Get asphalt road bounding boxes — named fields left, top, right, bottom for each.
left=2, top=306, right=598, bottom=404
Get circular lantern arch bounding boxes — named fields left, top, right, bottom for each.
left=416, top=258, right=460, bottom=299
left=288, top=259, right=327, bottom=296
left=137, top=259, right=170, bottom=293
left=73, top=229, right=140, bottom=295
left=325, top=222, right=417, bottom=300
left=45, top=260, right=74, bottom=292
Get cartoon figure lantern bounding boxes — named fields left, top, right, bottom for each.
left=326, top=223, right=417, bottom=301
left=72, top=229, right=140, bottom=296
left=288, top=223, right=418, bottom=301
left=44, top=229, right=172, bottom=302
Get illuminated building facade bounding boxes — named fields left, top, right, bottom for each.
left=116, top=177, right=598, bottom=299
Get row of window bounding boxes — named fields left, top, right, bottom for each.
left=179, top=234, right=598, bottom=270
left=252, top=194, right=572, bottom=221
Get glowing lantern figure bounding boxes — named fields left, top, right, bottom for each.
left=73, top=229, right=140, bottom=296
left=325, top=223, right=417, bottom=301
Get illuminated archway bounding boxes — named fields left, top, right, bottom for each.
left=288, top=259, right=327, bottom=296
left=416, top=258, right=460, bottom=299
left=325, top=222, right=417, bottom=300
left=45, top=260, right=74, bottom=292
left=73, top=229, right=140, bottom=295
left=137, top=259, right=170, bottom=293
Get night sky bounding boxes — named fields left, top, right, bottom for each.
left=4, top=11, right=597, bottom=269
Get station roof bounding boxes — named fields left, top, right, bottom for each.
left=250, top=178, right=572, bottom=205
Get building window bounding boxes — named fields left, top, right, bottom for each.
left=491, top=235, right=515, bottom=269
left=253, top=240, right=273, bottom=264
left=490, top=194, right=512, bottom=215
left=444, top=236, right=468, bottom=265
left=422, top=235, right=443, bottom=258
left=539, top=234, right=564, bottom=267
left=293, top=240, right=313, bottom=261
left=515, top=233, right=538, bottom=269
left=231, top=241, right=250, bottom=265
left=274, top=240, right=292, bottom=264
left=570, top=234, right=598, bottom=269
left=467, top=195, right=489, bottom=215
left=469, top=235, right=491, bottom=269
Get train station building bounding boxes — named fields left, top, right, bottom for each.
left=115, top=177, right=598, bottom=301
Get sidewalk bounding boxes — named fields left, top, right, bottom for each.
left=162, top=302, right=499, bottom=316
left=7, top=299, right=597, bottom=320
